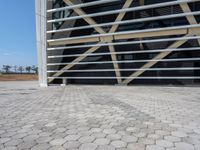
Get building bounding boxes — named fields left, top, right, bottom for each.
left=36, top=0, right=200, bottom=86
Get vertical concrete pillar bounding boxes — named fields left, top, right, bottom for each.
left=35, top=0, right=48, bottom=87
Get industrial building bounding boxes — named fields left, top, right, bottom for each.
left=36, top=0, right=200, bottom=86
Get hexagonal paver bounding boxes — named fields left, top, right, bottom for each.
left=48, top=146, right=65, bottom=150
left=121, top=135, right=138, bottom=143
left=147, top=134, right=161, bottom=140
left=91, top=128, right=102, bottom=133
left=31, top=143, right=51, bottom=150
left=50, top=138, right=66, bottom=146
left=107, top=134, right=121, bottom=140
left=133, top=132, right=146, bottom=138
left=66, top=129, right=78, bottom=134
left=45, top=123, right=56, bottom=127
left=126, top=127, right=137, bottom=132
left=80, top=143, right=97, bottom=150
left=63, top=141, right=81, bottom=149
left=156, top=140, right=173, bottom=148
left=155, top=130, right=170, bottom=136
left=172, top=131, right=187, bottom=138
left=91, top=132, right=106, bottom=138
left=174, top=142, right=194, bottom=150
left=36, top=136, right=52, bottom=143
left=146, top=145, right=165, bottom=150
left=127, top=143, right=145, bottom=150
left=94, top=138, right=110, bottom=145
left=96, top=145, right=115, bottom=150
left=103, top=129, right=116, bottom=134
left=65, top=134, right=80, bottom=141
left=79, top=136, right=95, bottom=143
left=138, top=138, right=155, bottom=145
left=4, top=139, right=23, bottom=146
left=17, top=141, right=36, bottom=149
left=164, top=136, right=181, bottom=142
left=110, top=140, right=127, bottom=148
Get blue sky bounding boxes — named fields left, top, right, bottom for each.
left=0, top=0, right=37, bottom=67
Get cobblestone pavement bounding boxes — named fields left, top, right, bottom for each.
left=0, top=81, right=200, bottom=150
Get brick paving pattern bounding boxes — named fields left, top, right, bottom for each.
left=0, top=81, right=200, bottom=150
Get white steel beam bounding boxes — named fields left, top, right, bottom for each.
left=47, top=0, right=120, bottom=13
left=47, top=68, right=200, bottom=73
left=48, top=47, right=200, bottom=58
left=47, top=36, right=200, bottom=50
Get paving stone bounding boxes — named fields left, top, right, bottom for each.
left=126, top=127, right=137, bottom=132
left=11, top=133, right=27, bottom=139
left=23, top=135, right=39, bottom=142
left=36, top=136, right=52, bottom=143
left=79, top=131, right=93, bottom=136
left=146, top=145, right=165, bottom=150
left=164, top=136, right=181, bottom=142
left=79, top=136, right=95, bottom=143
left=110, top=140, right=127, bottom=148
left=172, top=131, right=188, bottom=138
left=155, top=130, right=170, bottom=136
left=133, top=132, right=146, bottom=138
left=48, top=146, right=65, bottom=150
left=91, top=128, right=102, bottom=133
left=121, top=135, right=138, bottom=142
left=156, top=140, right=174, bottom=148
left=182, top=137, right=200, bottom=144
left=94, top=138, right=110, bottom=145
left=174, top=142, right=194, bottom=150
left=4, top=139, right=23, bottom=146
left=80, top=143, right=97, bottom=150
left=66, top=129, right=78, bottom=134
left=91, top=132, right=106, bottom=138
left=147, top=134, right=162, bottom=140
left=127, top=143, right=145, bottom=150
left=138, top=138, right=155, bottom=145
left=103, top=129, right=116, bottom=134
left=31, top=143, right=51, bottom=150
left=96, top=145, right=115, bottom=150
left=107, top=134, right=121, bottom=140
left=17, top=141, right=36, bottom=149
left=78, top=127, right=90, bottom=131
left=45, top=123, right=56, bottom=127
left=63, top=141, right=81, bottom=149
left=50, top=138, right=66, bottom=145
left=1, top=82, right=200, bottom=150
left=65, top=134, right=80, bottom=141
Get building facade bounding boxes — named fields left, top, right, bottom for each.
left=36, top=0, right=200, bottom=86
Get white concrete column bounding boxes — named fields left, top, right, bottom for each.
left=36, top=0, right=48, bottom=87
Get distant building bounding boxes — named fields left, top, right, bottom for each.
left=36, top=0, right=200, bottom=86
